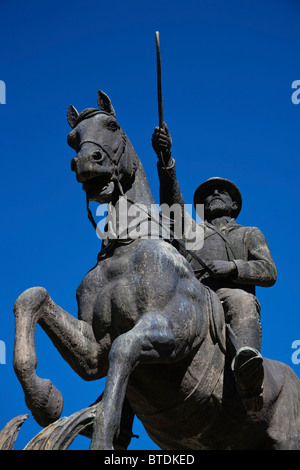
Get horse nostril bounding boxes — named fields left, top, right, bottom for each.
left=92, top=150, right=103, bottom=163
left=71, top=158, right=77, bottom=172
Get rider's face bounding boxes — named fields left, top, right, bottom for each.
left=204, top=187, right=237, bottom=219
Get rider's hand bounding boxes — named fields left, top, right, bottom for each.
left=152, top=125, right=172, bottom=165
left=206, top=260, right=237, bottom=279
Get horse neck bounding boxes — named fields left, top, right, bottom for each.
left=113, top=137, right=155, bottom=210
left=121, top=140, right=155, bottom=208
left=105, top=139, right=156, bottom=242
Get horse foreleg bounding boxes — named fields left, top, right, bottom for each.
left=90, top=312, right=178, bottom=450
left=13, top=287, right=104, bottom=428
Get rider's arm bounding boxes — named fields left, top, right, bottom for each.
left=232, top=227, right=277, bottom=287
left=152, top=125, right=185, bottom=208
left=152, top=126, right=204, bottom=252
left=157, top=158, right=186, bottom=208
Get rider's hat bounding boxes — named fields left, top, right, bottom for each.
left=193, top=177, right=242, bottom=219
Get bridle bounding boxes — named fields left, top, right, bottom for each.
left=77, top=131, right=128, bottom=237
left=77, top=131, right=127, bottom=165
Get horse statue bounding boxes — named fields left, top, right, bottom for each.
left=13, top=91, right=300, bottom=450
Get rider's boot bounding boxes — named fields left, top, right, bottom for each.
left=226, top=325, right=264, bottom=412
left=231, top=346, right=264, bottom=412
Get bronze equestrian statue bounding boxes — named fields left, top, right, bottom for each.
left=12, top=91, right=300, bottom=450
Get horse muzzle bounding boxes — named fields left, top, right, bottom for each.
left=71, top=150, right=116, bottom=203
left=71, top=153, right=112, bottom=182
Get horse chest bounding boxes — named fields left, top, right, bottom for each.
left=77, top=246, right=141, bottom=337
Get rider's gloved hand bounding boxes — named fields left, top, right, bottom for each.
left=152, top=125, right=172, bottom=167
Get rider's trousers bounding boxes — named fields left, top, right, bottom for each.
left=216, top=287, right=262, bottom=353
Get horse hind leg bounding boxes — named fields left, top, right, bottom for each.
left=90, top=311, right=177, bottom=450
left=13, top=287, right=102, bottom=427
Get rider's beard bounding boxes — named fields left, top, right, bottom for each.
left=205, top=198, right=232, bottom=219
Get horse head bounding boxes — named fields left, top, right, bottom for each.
left=67, top=91, right=138, bottom=205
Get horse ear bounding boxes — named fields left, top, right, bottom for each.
left=67, top=105, right=79, bottom=128
left=97, top=90, right=116, bottom=118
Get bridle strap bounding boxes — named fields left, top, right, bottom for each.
left=78, top=132, right=126, bottom=165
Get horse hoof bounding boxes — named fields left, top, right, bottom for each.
left=25, top=377, right=63, bottom=428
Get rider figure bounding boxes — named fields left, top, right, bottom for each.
left=152, top=125, right=277, bottom=412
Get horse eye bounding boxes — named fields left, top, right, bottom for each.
left=106, top=121, right=119, bottom=131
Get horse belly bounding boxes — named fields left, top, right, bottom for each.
left=128, top=369, right=222, bottom=450
left=127, top=336, right=225, bottom=450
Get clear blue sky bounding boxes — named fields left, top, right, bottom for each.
left=0, top=0, right=299, bottom=450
